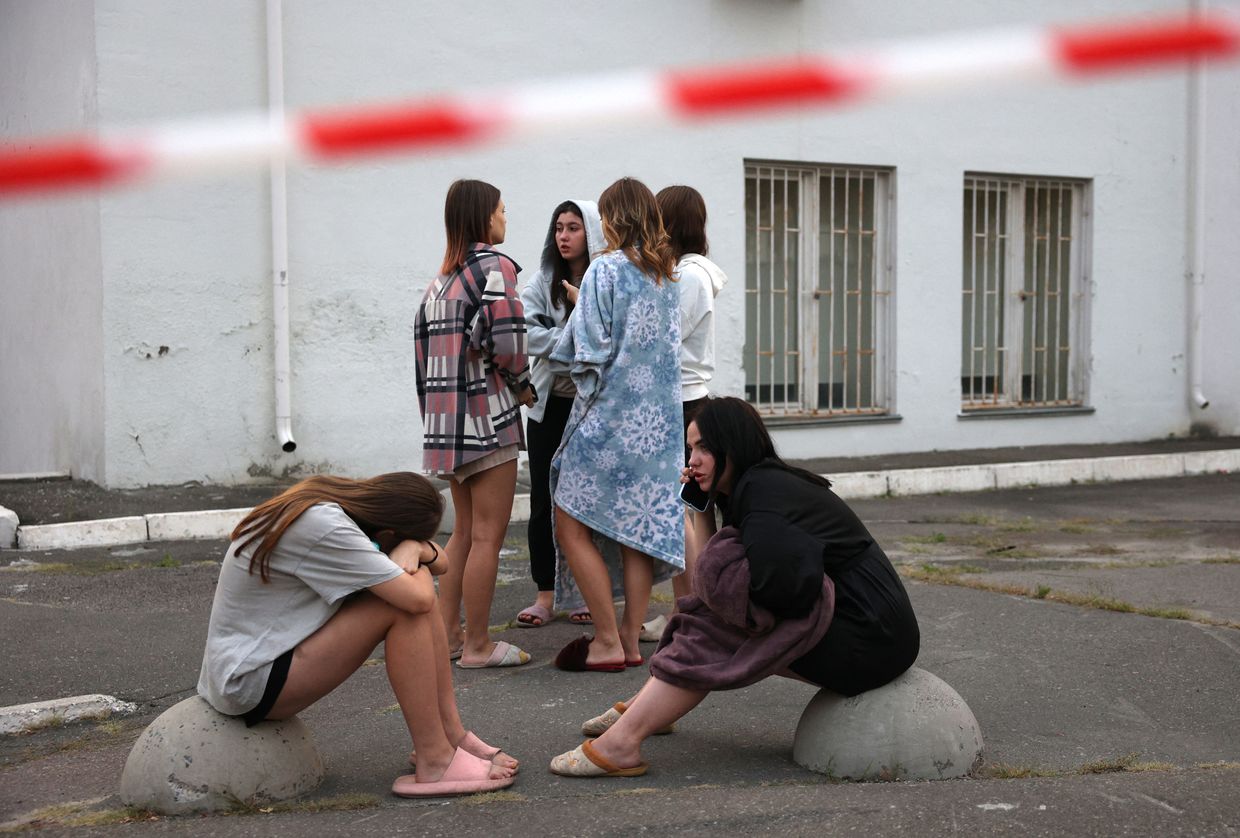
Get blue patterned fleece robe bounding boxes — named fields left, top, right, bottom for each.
left=549, top=249, right=686, bottom=610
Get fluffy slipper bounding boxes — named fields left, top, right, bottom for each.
left=569, top=606, right=592, bottom=625
left=581, top=701, right=674, bottom=737
left=392, top=746, right=515, bottom=798
left=408, top=731, right=519, bottom=774
left=554, top=636, right=625, bottom=673
left=549, top=740, right=647, bottom=778
left=639, top=614, right=668, bottom=643
left=456, top=640, right=531, bottom=669
left=516, top=603, right=555, bottom=628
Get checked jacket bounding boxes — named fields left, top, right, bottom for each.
left=414, top=243, right=533, bottom=476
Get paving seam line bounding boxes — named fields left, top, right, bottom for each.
left=2, top=449, right=1237, bottom=552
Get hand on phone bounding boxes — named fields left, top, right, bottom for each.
left=680, top=476, right=712, bottom=513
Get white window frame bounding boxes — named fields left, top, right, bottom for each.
left=961, top=174, right=1092, bottom=411
left=744, top=161, right=895, bottom=418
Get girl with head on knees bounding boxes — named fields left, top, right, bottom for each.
left=548, top=176, right=685, bottom=672
left=550, top=397, right=920, bottom=778
left=516, top=199, right=605, bottom=629
left=639, top=185, right=729, bottom=642
left=415, top=179, right=536, bottom=669
left=197, top=473, right=518, bottom=798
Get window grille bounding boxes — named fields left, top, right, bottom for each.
left=961, top=175, right=1090, bottom=410
left=744, top=162, right=893, bottom=417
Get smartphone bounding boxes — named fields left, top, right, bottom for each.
left=679, top=478, right=712, bottom=513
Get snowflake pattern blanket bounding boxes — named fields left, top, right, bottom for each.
left=549, top=249, right=686, bottom=610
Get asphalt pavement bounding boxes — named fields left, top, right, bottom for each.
left=1, top=463, right=1239, bottom=835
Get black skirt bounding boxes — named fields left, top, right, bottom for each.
left=787, top=543, right=920, bottom=697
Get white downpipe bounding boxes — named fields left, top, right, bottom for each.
left=267, top=0, right=296, bottom=451
left=1187, top=0, right=1210, bottom=411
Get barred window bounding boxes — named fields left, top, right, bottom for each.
left=961, top=175, right=1090, bottom=410
left=744, top=162, right=893, bottom=417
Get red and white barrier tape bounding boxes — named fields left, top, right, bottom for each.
left=1, top=12, right=1237, bottom=195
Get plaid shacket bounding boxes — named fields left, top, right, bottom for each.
left=414, top=243, right=532, bottom=476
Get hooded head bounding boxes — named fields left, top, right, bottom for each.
left=539, top=199, right=604, bottom=313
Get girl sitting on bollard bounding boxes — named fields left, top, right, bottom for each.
left=197, top=472, right=518, bottom=798
left=550, top=397, right=919, bottom=777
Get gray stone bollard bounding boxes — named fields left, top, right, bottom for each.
left=119, top=696, right=324, bottom=814
left=793, top=667, right=983, bottom=781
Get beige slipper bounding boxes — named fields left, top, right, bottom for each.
left=639, top=614, right=668, bottom=642
left=549, top=740, right=647, bottom=778
left=457, top=640, right=531, bottom=669
left=581, top=701, right=674, bottom=737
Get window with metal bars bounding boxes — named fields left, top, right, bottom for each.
left=961, top=175, right=1090, bottom=411
left=743, top=162, right=893, bottom=417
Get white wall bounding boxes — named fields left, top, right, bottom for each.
left=3, top=0, right=1235, bottom=485
left=0, top=0, right=104, bottom=480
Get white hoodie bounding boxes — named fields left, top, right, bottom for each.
left=677, top=253, right=728, bottom=401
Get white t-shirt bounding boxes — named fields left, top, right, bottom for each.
left=197, top=502, right=403, bottom=715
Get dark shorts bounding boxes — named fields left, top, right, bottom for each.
left=240, top=648, right=294, bottom=727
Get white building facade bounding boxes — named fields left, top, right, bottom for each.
left=2, top=0, right=1237, bottom=487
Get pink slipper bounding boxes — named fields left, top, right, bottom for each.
left=569, top=606, right=592, bottom=625
left=391, top=746, right=515, bottom=798
left=407, top=731, right=519, bottom=773
left=516, top=603, right=555, bottom=628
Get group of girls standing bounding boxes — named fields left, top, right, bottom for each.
left=195, top=174, right=917, bottom=798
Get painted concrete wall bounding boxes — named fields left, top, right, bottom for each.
left=1200, top=56, right=1240, bottom=439
left=3, top=0, right=1236, bottom=485
left=0, top=0, right=104, bottom=481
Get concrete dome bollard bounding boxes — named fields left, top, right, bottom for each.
left=793, top=667, right=983, bottom=781
left=119, top=696, right=325, bottom=814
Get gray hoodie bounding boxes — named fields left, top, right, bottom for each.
left=519, top=199, right=605, bottom=422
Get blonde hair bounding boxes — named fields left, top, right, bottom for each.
left=598, top=177, right=676, bottom=284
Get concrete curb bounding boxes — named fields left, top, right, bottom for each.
left=0, top=694, right=138, bottom=735
left=4, top=449, right=1237, bottom=552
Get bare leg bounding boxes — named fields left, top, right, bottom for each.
left=586, top=677, right=708, bottom=769
left=266, top=593, right=506, bottom=782
left=456, top=459, right=518, bottom=665
left=438, top=481, right=473, bottom=652
left=556, top=506, right=624, bottom=667
left=618, top=545, right=653, bottom=662
left=427, top=609, right=518, bottom=772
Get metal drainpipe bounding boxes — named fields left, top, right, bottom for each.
left=267, top=0, right=297, bottom=450
left=1187, top=0, right=1210, bottom=410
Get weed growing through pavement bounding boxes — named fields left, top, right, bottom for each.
left=1, top=802, right=159, bottom=831
left=457, top=791, right=527, bottom=805
left=978, top=763, right=1058, bottom=779
left=1203, top=556, right=1240, bottom=565
left=899, top=567, right=1238, bottom=629
left=20, top=714, right=65, bottom=734
left=263, top=793, right=380, bottom=814
left=905, top=532, right=948, bottom=545
left=154, top=554, right=180, bottom=568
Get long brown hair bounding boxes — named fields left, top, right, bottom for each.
left=440, top=179, right=501, bottom=276
left=231, top=473, right=444, bottom=582
left=656, top=185, right=709, bottom=260
left=598, top=177, right=676, bottom=284
left=549, top=200, right=585, bottom=314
